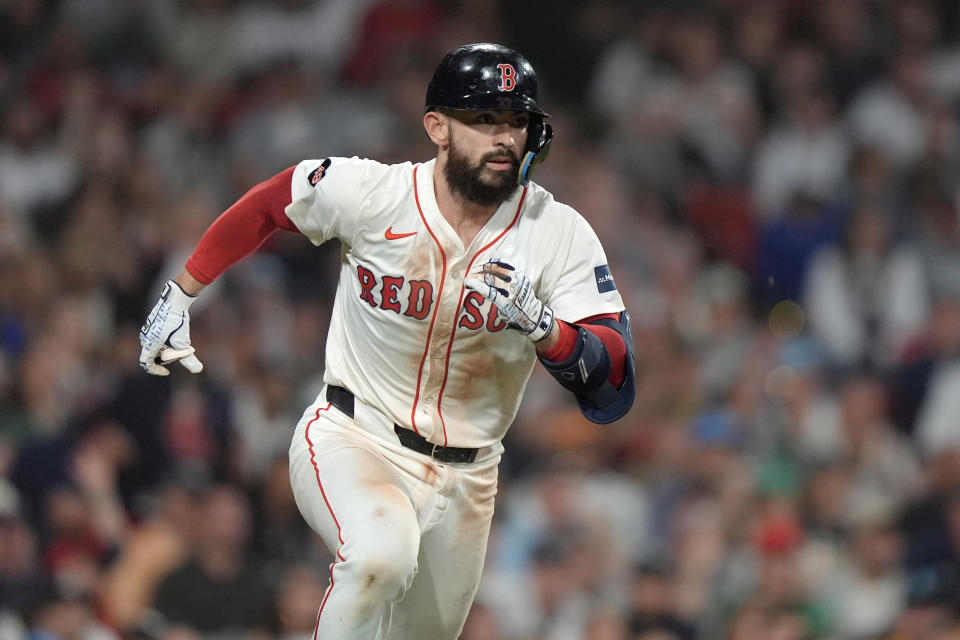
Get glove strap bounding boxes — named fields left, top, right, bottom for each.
left=528, top=304, right=555, bottom=343
left=163, top=279, right=198, bottom=309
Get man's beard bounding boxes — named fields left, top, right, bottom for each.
left=444, top=139, right=520, bottom=207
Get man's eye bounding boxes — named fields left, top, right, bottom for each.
left=476, top=113, right=493, bottom=124
left=514, top=118, right=529, bottom=128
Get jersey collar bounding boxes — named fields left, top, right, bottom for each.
left=416, top=159, right=527, bottom=256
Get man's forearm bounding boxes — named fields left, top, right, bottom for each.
left=537, top=315, right=627, bottom=387
left=174, top=268, right=207, bottom=296
left=183, top=166, right=300, bottom=285
left=534, top=319, right=561, bottom=352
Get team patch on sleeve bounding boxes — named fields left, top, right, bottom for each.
left=594, top=265, right=617, bottom=293
left=307, top=159, right=332, bottom=186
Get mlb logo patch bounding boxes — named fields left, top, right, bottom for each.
left=594, top=265, right=617, bottom=293
left=308, top=159, right=332, bottom=186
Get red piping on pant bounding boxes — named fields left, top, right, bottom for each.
left=305, top=403, right=343, bottom=638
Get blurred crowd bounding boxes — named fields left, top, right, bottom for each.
left=2, top=0, right=960, bottom=638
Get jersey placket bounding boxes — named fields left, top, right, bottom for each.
left=409, top=162, right=527, bottom=445
left=418, top=247, right=468, bottom=444
left=410, top=163, right=466, bottom=444
left=419, top=192, right=528, bottom=445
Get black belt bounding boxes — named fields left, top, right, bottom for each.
left=325, top=385, right=479, bottom=464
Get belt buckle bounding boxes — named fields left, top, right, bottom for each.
left=430, top=443, right=440, bottom=460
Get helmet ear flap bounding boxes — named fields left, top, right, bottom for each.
left=518, top=121, right=553, bottom=186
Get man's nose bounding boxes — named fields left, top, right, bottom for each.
left=493, top=125, right=517, bottom=149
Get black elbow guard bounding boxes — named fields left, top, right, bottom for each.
left=538, top=311, right=636, bottom=424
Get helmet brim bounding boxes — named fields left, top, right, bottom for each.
left=426, top=92, right=549, bottom=117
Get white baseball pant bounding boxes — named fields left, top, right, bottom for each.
left=288, top=387, right=501, bottom=639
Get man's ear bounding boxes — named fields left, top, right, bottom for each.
left=424, top=111, right=448, bottom=146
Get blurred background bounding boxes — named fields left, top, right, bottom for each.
left=2, top=0, right=960, bottom=638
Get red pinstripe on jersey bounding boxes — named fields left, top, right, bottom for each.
left=305, top=403, right=344, bottom=637
left=410, top=164, right=447, bottom=435
left=435, top=188, right=527, bottom=445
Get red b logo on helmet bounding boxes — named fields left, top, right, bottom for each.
left=497, top=64, right=517, bottom=92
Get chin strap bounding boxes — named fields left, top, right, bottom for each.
left=518, top=122, right=553, bottom=185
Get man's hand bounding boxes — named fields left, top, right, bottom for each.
left=138, top=279, right=203, bottom=376
left=465, top=258, right=555, bottom=342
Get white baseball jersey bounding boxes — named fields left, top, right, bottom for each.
left=284, top=156, right=624, bottom=448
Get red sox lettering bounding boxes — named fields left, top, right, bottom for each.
left=356, top=264, right=506, bottom=331
left=458, top=291, right=508, bottom=332
left=356, top=265, right=433, bottom=320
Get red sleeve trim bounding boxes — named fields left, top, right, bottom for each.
left=185, top=166, right=300, bottom=284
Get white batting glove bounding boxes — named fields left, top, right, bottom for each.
left=138, top=279, right=203, bottom=376
left=465, top=258, right=555, bottom=342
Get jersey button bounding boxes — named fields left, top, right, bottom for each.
left=451, top=270, right=461, bottom=279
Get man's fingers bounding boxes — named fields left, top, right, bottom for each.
left=465, top=277, right=496, bottom=298
left=479, top=271, right=511, bottom=292
left=157, top=346, right=203, bottom=373
left=481, top=258, right=514, bottom=280
left=488, top=258, right=515, bottom=271
left=178, top=353, right=204, bottom=373
left=139, top=346, right=199, bottom=375
left=466, top=277, right=509, bottom=302
left=138, top=345, right=168, bottom=376
left=464, top=277, right=485, bottom=294
left=477, top=264, right=513, bottom=282
left=140, top=361, right=171, bottom=376
left=158, top=346, right=195, bottom=363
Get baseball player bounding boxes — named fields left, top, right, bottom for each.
left=139, top=43, right=635, bottom=639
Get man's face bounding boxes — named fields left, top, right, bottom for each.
left=443, top=110, right=529, bottom=207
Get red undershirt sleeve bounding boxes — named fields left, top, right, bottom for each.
left=185, top=166, right=300, bottom=284
left=539, top=313, right=627, bottom=387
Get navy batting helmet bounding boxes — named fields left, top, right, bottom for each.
left=426, top=43, right=553, bottom=185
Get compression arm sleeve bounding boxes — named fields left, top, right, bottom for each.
left=540, top=313, right=627, bottom=388
left=185, top=166, right=300, bottom=284
left=538, top=310, right=635, bottom=424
